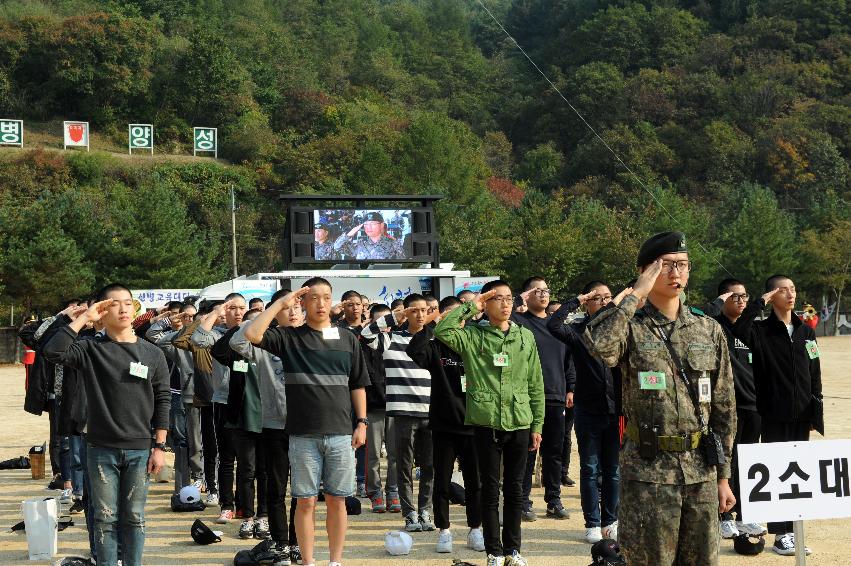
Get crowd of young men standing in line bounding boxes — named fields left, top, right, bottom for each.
left=19, top=230, right=824, bottom=566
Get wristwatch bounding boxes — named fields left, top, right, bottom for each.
left=356, top=417, right=369, bottom=427
left=153, top=442, right=167, bottom=451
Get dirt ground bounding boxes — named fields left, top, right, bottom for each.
left=1, top=336, right=849, bottom=565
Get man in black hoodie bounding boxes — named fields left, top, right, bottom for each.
left=406, top=296, right=484, bottom=554
left=513, top=277, right=575, bottom=521
left=704, top=279, right=767, bottom=540
left=547, top=282, right=625, bottom=544
left=733, top=274, right=823, bottom=556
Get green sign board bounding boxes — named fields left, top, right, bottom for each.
left=0, top=119, right=23, bottom=146
left=193, top=127, right=217, bottom=158
left=128, top=123, right=153, bottom=154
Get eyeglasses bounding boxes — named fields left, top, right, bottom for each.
left=589, top=296, right=613, bottom=304
left=488, top=295, right=515, bottom=304
left=730, top=294, right=749, bottom=303
left=531, top=288, right=551, bottom=297
left=661, top=260, right=692, bottom=272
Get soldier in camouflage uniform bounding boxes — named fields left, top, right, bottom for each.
left=314, top=221, right=336, bottom=261
left=585, top=232, right=737, bottom=565
left=334, top=211, right=404, bottom=260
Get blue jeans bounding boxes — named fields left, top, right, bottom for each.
left=575, top=410, right=620, bottom=528
left=168, top=392, right=187, bottom=450
left=289, top=434, right=354, bottom=498
left=70, top=435, right=85, bottom=497
left=87, top=444, right=150, bottom=566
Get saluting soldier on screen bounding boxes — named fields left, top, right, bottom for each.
left=314, top=220, right=337, bottom=261
left=334, top=211, right=404, bottom=260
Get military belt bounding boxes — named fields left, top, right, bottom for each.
left=625, top=423, right=702, bottom=452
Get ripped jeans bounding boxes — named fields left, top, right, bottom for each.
left=86, top=443, right=150, bottom=566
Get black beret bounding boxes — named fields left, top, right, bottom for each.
left=636, top=231, right=688, bottom=267
left=365, top=211, right=384, bottom=222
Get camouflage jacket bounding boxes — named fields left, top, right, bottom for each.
left=315, top=241, right=336, bottom=261
left=334, top=233, right=404, bottom=260
left=586, top=294, right=736, bottom=484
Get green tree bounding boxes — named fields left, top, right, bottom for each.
left=716, top=184, right=799, bottom=293
left=800, top=220, right=851, bottom=335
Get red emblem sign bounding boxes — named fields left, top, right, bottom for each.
left=68, top=123, right=84, bottom=142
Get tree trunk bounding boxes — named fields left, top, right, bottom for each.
left=835, top=289, right=844, bottom=336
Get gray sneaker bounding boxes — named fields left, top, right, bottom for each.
left=520, top=507, right=537, bottom=522
left=419, top=509, right=436, bottom=531
left=405, top=511, right=422, bottom=532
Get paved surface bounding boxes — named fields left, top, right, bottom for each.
left=0, top=336, right=849, bottom=565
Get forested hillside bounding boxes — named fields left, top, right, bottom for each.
left=0, top=0, right=848, bottom=313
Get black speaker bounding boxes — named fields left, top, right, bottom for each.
left=294, top=211, right=312, bottom=234
left=294, top=242, right=312, bottom=259
left=413, top=241, right=430, bottom=256
left=411, top=211, right=429, bottom=233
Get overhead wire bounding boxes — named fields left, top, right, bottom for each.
left=471, top=0, right=735, bottom=278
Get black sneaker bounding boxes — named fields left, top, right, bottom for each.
left=561, top=474, right=576, bottom=487
left=254, top=517, right=271, bottom=540
left=520, top=507, right=537, bottom=522
left=289, top=545, right=303, bottom=565
left=69, top=499, right=85, bottom=515
left=47, top=474, right=63, bottom=490
left=273, top=542, right=292, bottom=566
left=546, top=502, right=569, bottom=519
left=239, top=519, right=255, bottom=539
left=405, top=512, right=423, bottom=532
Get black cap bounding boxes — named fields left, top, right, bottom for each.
left=365, top=211, right=384, bottom=223
left=733, top=533, right=765, bottom=555
left=345, top=495, right=362, bottom=515
left=191, top=519, right=222, bottom=545
left=636, top=231, right=688, bottom=267
left=591, top=538, right=626, bottom=564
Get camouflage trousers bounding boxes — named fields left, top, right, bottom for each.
left=619, top=479, right=719, bottom=566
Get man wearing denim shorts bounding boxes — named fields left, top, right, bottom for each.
left=246, top=277, right=370, bottom=566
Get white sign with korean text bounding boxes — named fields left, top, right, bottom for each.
left=0, top=119, right=23, bottom=146
left=738, top=440, right=851, bottom=523
left=128, top=123, right=153, bottom=153
left=193, top=127, right=217, bottom=157
left=132, top=289, right=200, bottom=311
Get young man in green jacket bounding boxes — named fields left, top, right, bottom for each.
left=434, top=280, right=545, bottom=566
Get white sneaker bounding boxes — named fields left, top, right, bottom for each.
left=467, top=527, right=485, bottom=552
left=603, top=521, right=618, bottom=541
left=773, top=533, right=812, bottom=556
left=585, top=526, right=603, bottom=543
left=505, top=550, right=528, bottom=566
left=720, top=519, right=739, bottom=539
left=736, top=521, right=767, bottom=536
left=60, top=488, right=73, bottom=501
left=205, top=492, right=219, bottom=506
left=436, top=529, right=453, bottom=553
left=486, top=555, right=505, bottom=566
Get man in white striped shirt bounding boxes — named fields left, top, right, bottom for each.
left=362, top=293, right=434, bottom=533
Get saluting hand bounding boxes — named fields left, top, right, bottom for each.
left=473, top=290, right=498, bottom=312
left=275, top=287, right=311, bottom=311
left=346, top=223, right=364, bottom=238
left=578, top=289, right=599, bottom=305
left=632, top=259, right=663, bottom=299
left=718, top=291, right=734, bottom=303
left=613, top=286, right=633, bottom=306
left=83, top=299, right=114, bottom=323
left=762, top=288, right=780, bottom=305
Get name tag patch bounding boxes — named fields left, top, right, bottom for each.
left=233, top=360, right=249, bottom=373
left=322, top=327, right=340, bottom=340
left=493, top=353, right=510, bottom=367
left=805, top=340, right=820, bottom=359
left=639, top=371, right=666, bottom=390
left=698, top=376, right=711, bottom=403
left=129, top=362, right=148, bottom=379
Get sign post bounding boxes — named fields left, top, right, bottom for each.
left=63, top=121, right=89, bottom=151
left=739, top=440, right=851, bottom=564
left=128, top=124, right=154, bottom=155
left=0, top=119, right=23, bottom=147
left=193, top=127, right=217, bottom=158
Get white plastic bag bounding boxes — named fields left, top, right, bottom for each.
left=22, top=496, right=58, bottom=560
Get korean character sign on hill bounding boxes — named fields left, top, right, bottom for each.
left=128, top=124, right=154, bottom=155
left=0, top=119, right=23, bottom=147
left=63, top=121, right=89, bottom=151
left=193, top=127, right=217, bottom=158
